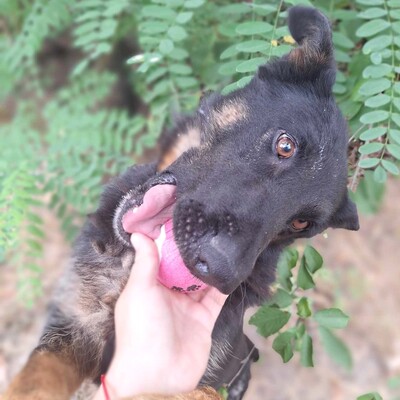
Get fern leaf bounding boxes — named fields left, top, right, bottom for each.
left=5, top=0, right=72, bottom=76
left=217, top=1, right=293, bottom=95
left=355, top=0, right=400, bottom=182
left=71, top=0, right=130, bottom=75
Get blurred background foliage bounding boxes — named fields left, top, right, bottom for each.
left=0, top=0, right=399, bottom=381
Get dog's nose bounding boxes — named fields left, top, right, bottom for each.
left=174, top=198, right=250, bottom=292
left=194, top=260, right=210, bottom=276
left=196, top=234, right=245, bottom=293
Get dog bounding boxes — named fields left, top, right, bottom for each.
left=3, top=6, right=359, bottom=400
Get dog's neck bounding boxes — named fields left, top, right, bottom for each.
left=229, top=240, right=290, bottom=309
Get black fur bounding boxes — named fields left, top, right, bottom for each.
left=28, top=6, right=359, bottom=400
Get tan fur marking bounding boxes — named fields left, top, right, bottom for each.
left=212, top=100, right=248, bottom=130
left=3, top=351, right=81, bottom=400
left=158, top=127, right=201, bottom=171
left=129, top=386, right=222, bottom=399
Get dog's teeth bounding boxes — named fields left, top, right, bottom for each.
left=155, top=225, right=166, bottom=260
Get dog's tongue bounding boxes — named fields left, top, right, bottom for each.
left=122, top=184, right=207, bottom=292
left=122, top=184, right=176, bottom=239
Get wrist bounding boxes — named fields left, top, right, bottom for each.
left=104, top=353, right=199, bottom=397
left=105, top=365, right=146, bottom=398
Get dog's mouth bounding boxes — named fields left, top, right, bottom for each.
left=114, top=172, right=248, bottom=294
left=121, top=184, right=177, bottom=239
left=115, top=173, right=177, bottom=242
left=114, top=174, right=207, bottom=292
left=115, top=173, right=209, bottom=291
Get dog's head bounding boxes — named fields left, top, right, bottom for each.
left=114, top=6, right=359, bottom=295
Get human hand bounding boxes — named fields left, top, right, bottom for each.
left=96, top=233, right=227, bottom=399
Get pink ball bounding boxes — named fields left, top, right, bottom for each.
left=156, top=220, right=208, bottom=293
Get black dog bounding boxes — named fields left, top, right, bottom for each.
left=4, top=6, right=359, bottom=400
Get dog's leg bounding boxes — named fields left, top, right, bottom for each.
left=200, top=305, right=258, bottom=399
left=201, top=330, right=258, bottom=400
left=3, top=264, right=121, bottom=399
left=2, top=350, right=81, bottom=400
left=3, top=297, right=115, bottom=399
left=226, top=336, right=259, bottom=400
left=200, top=296, right=261, bottom=400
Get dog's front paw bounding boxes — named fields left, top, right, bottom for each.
left=227, top=345, right=259, bottom=400
left=227, top=370, right=251, bottom=400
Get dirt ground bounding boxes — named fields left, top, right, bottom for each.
left=0, top=179, right=399, bottom=400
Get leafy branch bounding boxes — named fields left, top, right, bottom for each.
left=128, top=0, right=203, bottom=115
left=217, top=0, right=295, bottom=94
left=0, top=164, right=44, bottom=306
left=355, top=0, right=400, bottom=182
left=249, top=246, right=352, bottom=370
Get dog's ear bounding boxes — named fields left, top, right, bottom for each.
left=329, top=192, right=360, bottom=231
left=258, top=6, right=335, bottom=93
left=286, top=6, right=334, bottom=73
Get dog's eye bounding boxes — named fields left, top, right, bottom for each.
left=291, top=219, right=310, bottom=231
left=276, top=134, right=295, bottom=158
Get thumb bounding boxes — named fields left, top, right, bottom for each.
left=128, top=233, right=160, bottom=289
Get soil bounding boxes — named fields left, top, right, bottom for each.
left=0, top=179, right=399, bottom=400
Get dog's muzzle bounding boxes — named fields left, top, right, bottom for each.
left=113, top=172, right=177, bottom=246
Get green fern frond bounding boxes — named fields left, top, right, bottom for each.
left=217, top=0, right=294, bottom=95
left=5, top=0, right=72, bottom=77
left=355, top=0, right=400, bottom=182
left=43, top=70, right=116, bottom=129
left=0, top=164, right=44, bottom=307
left=71, top=0, right=131, bottom=75
left=36, top=71, right=146, bottom=237
left=0, top=0, right=34, bottom=32
left=0, top=166, right=36, bottom=249
left=128, top=0, right=203, bottom=118
left=0, top=103, right=42, bottom=170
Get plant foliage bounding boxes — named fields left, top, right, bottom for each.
left=249, top=246, right=352, bottom=370
left=354, top=0, right=400, bottom=183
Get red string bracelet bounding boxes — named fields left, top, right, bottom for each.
left=101, top=374, right=110, bottom=400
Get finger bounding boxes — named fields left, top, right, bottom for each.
left=185, top=291, right=206, bottom=302
left=128, top=233, right=160, bottom=288
left=200, top=287, right=228, bottom=321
